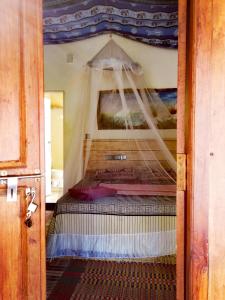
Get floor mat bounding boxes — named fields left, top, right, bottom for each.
left=47, top=258, right=176, bottom=300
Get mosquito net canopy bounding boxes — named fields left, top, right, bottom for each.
left=65, top=39, right=176, bottom=191
left=87, top=39, right=142, bottom=73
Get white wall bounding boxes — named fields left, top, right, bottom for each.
left=44, top=34, right=178, bottom=190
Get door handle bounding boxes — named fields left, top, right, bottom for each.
left=0, top=175, right=43, bottom=202
left=7, top=177, right=18, bottom=202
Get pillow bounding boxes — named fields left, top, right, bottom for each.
left=68, top=186, right=117, bottom=201
left=95, top=168, right=137, bottom=180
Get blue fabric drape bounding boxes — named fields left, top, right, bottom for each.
left=43, top=0, right=178, bottom=48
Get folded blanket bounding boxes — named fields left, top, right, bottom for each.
left=99, top=183, right=176, bottom=196
left=116, top=190, right=176, bottom=196
left=69, top=186, right=117, bottom=201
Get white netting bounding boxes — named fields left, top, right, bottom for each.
left=87, top=39, right=142, bottom=74
left=82, top=39, right=176, bottom=184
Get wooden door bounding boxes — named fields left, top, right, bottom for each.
left=0, top=0, right=44, bottom=176
left=187, top=0, right=225, bottom=299
left=0, top=0, right=45, bottom=299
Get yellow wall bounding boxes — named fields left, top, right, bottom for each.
left=51, top=107, right=63, bottom=170
left=45, top=92, right=64, bottom=170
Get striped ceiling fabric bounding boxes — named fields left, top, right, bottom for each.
left=43, top=0, right=178, bottom=48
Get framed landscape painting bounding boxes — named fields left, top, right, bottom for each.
left=97, top=88, right=177, bottom=130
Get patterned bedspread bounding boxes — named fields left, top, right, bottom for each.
left=55, top=178, right=176, bottom=216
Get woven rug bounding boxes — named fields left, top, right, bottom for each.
left=47, top=258, right=176, bottom=300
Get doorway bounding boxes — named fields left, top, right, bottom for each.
left=44, top=92, right=64, bottom=202
left=43, top=2, right=184, bottom=300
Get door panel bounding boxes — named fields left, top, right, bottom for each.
left=0, top=0, right=43, bottom=176
left=186, top=0, right=225, bottom=299
left=208, top=1, right=225, bottom=296
left=0, top=0, right=25, bottom=165
left=0, top=189, right=25, bottom=299
left=0, top=178, right=45, bottom=300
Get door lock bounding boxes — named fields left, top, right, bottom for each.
left=25, top=187, right=38, bottom=228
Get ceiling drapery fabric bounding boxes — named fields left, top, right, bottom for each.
left=43, top=0, right=178, bottom=48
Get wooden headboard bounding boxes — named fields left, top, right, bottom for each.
left=84, top=139, right=176, bottom=172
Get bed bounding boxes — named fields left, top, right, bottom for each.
left=47, top=139, right=177, bottom=259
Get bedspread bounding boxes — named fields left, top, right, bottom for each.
left=47, top=177, right=176, bottom=259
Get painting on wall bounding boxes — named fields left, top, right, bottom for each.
left=97, top=89, right=177, bottom=130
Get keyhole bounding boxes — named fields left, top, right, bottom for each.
left=10, top=188, right=14, bottom=199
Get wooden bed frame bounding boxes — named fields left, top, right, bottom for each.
left=84, top=138, right=176, bottom=173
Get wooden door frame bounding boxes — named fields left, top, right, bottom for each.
left=179, top=0, right=221, bottom=299
left=177, top=0, right=208, bottom=298
left=185, top=0, right=211, bottom=299
left=40, top=1, right=195, bottom=300
left=177, top=0, right=187, bottom=299
left=42, top=1, right=225, bottom=299
left=38, top=1, right=46, bottom=299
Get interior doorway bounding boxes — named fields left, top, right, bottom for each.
left=43, top=1, right=185, bottom=299
left=44, top=91, right=64, bottom=203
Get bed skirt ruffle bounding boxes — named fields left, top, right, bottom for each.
left=47, top=230, right=176, bottom=259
